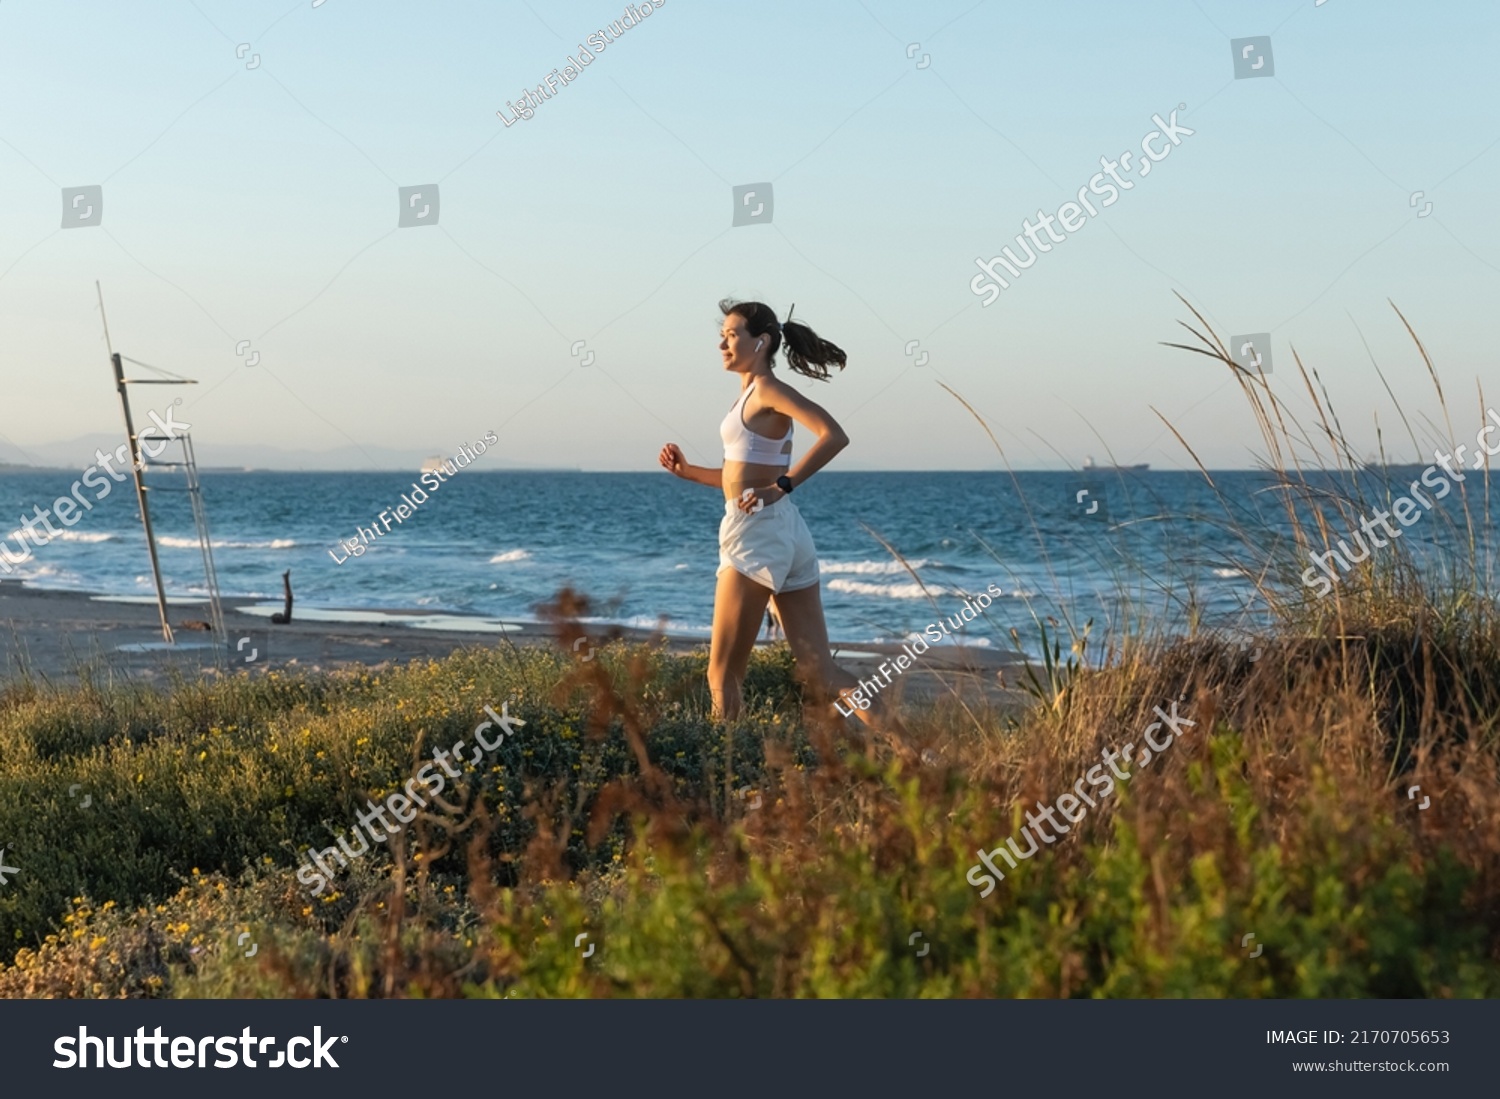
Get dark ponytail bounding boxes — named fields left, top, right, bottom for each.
left=719, top=298, right=847, bottom=382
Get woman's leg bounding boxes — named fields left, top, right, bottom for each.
left=709, top=566, right=773, bottom=720
left=771, top=582, right=909, bottom=738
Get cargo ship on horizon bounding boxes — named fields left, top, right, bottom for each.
left=1082, top=455, right=1149, bottom=471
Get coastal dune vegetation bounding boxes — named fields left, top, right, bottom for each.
left=0, top=304, right=1496, bottom=998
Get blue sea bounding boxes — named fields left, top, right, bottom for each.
left=0, top=468, right=1493, bottom=653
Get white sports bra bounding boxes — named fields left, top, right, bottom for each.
left=721, top=383, right=792, bottom=465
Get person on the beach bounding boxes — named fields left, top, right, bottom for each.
left=659, top=299, right=903, bottom=737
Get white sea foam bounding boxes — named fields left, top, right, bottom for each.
left=47, top=530, right=117, bottom=543
left=159, top=536, right=296, bottom=549
left=489, top=549, right=533, bottom=564
left=1212, top=567, right=1251, bottom=579
left=819, top=558, right=933, bottom=576
left=912, top=632, right=994, bottom=648
left=826, top=579, right=936, bottom=600
left=7, top=562, right=61, bottom=579
left=2, top=528, right=117, bottom=551
left=577, top=613, right=711, bottom=635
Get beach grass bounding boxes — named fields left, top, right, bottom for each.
left=0, top=607, right=1496, bottom=998
left=1, top=302, right=1497, bottom=998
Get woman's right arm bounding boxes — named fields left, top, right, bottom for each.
left=659, top=443, right=722, bottom=488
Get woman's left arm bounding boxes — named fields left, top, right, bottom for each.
left=737, top=381, right=850, bottom=510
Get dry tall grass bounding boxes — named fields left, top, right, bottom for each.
left=1, top=302, right=1495, bottom=998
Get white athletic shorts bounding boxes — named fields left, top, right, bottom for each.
left=718, top=496, right=821, bottom=594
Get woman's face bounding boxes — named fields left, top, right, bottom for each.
left=719, top=314, right=760, bottom=372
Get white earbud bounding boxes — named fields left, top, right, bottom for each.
left=755, top=338, right=764, bottom=351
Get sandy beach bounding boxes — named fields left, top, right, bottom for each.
left=0, top=580, right=1029, bottom=709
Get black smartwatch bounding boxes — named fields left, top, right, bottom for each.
left=776, top=474, right=794, bottom=494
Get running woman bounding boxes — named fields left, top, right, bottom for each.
left=659, top=299, right=898, bottom=732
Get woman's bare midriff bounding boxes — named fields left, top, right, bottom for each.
left=723, top=459, right=787, bottom=502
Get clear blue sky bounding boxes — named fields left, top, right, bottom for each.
left=0, top=0, right=1495, bottom=470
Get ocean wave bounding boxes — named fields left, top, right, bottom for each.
left=912, top=632, right=993, bottom=648
left=489, top=549, right=532, bottom=564
left=158, top=536, right=297, bottom=549
left=48, top=530, right=118, bottom=543
left=4, top=528, right=118, bottom=545
left=1212, top=567, right=1252, bottom=579
left=826, top=579, right=938, bottom=600
left=8, top=570, right=93, bottom=594
left=819, top=558, right=934, bottom=576
left=1, top=562, right=63, bottom=580
left=578, top=613, right=711, bottom=634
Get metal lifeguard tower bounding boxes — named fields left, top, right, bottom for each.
left=97, top=282, right=225, bottom=646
